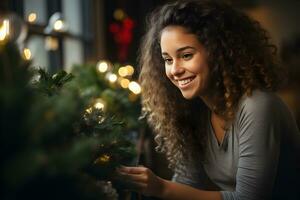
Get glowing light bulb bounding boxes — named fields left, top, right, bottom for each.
left=0, top=20, right=9, bottom=41
left=118, top=66, right=128, bottom=77
left=53, top=20, right=64, bottom=31
left=28, top=12, right=37, bottom=23
left=126, top=65, right=134, bottom=76
left=23, top=48, right=32, bottom=60
left=0, top=13, right=27, bottom=44
left=45, top=12, right=68, bottom=33
left=93, top=98, right=106, bottom=110
left=85, top=107, right=93, bottom=114
left=119, top=78, right=130, bottom=88
left=128, top=81, right=141, bottom=94
left=108, top=73, right=117, bottom=83
left=97, top=61, right=109, bottom=73
left=94, top=102, right=104, bottom=110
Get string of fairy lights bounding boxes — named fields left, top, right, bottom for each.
left=0, top=11, right=66, bottom=59
left=97, top=60, right=141, bottom=94
left=0, top=10, right=142, bottom=114
left=0, top=17, right=32, bottom=60
left=84, top=60, right=141, bottom=113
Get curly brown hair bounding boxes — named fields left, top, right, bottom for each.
left=138, top=0, right=282, bottom=172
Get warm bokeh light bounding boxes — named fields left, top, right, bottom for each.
left=108, top=73, right=118, bottom=83
left=118, top=65, right=134, bottom=77
left=97, top=61, right=109, bottom=73
left=85, top=107, right=93, bottom=114
left=114, top=9, right=125, bottom=21
left=125, top=65, right=134, bottom=76
left=118, top=66, right=128, bottom=77
left=94, top=154, right=110, bottom=164
left=23, top=48, right=32, bottom=60
left=118, top=77, right=130, bottom=88
left=0, top=20, right=10, bottom=41
left=53, top=20, right=64, bottom=31
left=128, top=81, right=141, bottom=94
left=94, top=102, right=104, bottom=110
left=27, top=12, right=37, bottom=23
left=45, top=36, right=58, bottom=50
left=93, top=98, right=106, bottom=110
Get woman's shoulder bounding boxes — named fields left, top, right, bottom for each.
left=235, top=89, right=299, bottom=135
left=240, top=90, right=282, bottom=109
left=237, top=89, right=287, bottom=118
left=234, top=89, right=296, bottom=130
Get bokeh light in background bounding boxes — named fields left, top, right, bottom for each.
left=97, top=61, right=109, bottom=73
left=118, top=65, right=134, bottom=77
left=0, top=13, right=27, bottom=45
left=118, top=77, right=130, bottom=89
left=128, top=81, right=141, bottom=95
left=27, top=12, right=37, bottom=23
left=0, top=19, right=9, bottom=41
left=93, top=98, right=106, bottom=111
left=22, top=47, right=32, bottom=60
left=45, top=36, right=59, bottom=51
left=113, top=8, right=126, bottom=21
left=106, top=72, right=118, bottom=83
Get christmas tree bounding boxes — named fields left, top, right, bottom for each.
left=0, top=41, right=143, bottom=200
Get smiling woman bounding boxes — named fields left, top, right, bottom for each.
left=160, top=25, right=210, bottom=99
left=116, top=0, right=300, bottom=200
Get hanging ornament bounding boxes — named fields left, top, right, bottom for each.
left=109, top=9, right=135, bottom=62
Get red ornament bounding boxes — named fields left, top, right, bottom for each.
left=109, top=16, right=135, bottom=62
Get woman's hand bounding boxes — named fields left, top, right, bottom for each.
left=115, top=166, right=222, bottom=200
left=116, top=166, right=166, bottom=197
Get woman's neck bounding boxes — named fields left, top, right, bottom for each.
left=200, top=93, right=226, bottom=123
left=200, top=92, right=216, bottom=112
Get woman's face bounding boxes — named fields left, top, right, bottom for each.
left=160, top=25, right=211, bottom=99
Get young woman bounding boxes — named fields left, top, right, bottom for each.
left=117, top=0, right=300, bottom=199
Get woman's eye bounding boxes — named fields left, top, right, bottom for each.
left=164, top=58, right=173, bottom=65
left=182, top=53, right=193, bottom=60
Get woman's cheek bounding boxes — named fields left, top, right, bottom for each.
left=165, top=67, right=172, bottom=80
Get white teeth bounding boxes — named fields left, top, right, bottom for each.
left=178, top=77, right=194, bottom=86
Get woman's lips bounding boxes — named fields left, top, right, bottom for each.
left=176, top=76, right=196, bottom=88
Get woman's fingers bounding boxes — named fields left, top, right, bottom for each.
left=114, top=166, right=162, bottom=197
left=116, top=170, right=147, bottom=183
left=118, top=166, right=147, bottom=174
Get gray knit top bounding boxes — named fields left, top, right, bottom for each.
left=172, top=90, right=300, bottom=200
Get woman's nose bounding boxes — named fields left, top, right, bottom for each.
left=170, top=60, right=184, bottom=76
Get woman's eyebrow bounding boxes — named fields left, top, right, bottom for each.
left=161, top=46, right=196, bottom=55
left=176, top=46, right=196, bottom=52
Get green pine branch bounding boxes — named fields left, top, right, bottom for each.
left=1, top=42, right=141, bottom=200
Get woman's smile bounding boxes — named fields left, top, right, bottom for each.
left=176, top=76, right=196, bottom=88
